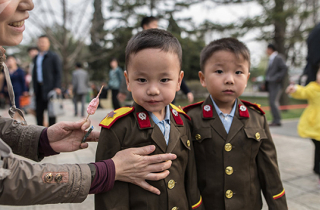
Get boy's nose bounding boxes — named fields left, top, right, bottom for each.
left=147, top=85, right=160, bottom=96
left=225, top=74, right=234, bottom=84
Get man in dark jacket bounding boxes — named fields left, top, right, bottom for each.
left=33, top=35, right=62, bottom=126
left=265, top=44, right=288, bottom=126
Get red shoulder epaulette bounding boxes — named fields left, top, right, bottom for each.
left=241, top=100, right=265, bottom=115
left=183, top=101, right=204, bottom=113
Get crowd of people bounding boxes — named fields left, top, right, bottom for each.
left=0, top=0, right=320, bottom=209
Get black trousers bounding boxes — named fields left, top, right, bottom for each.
left=35, top=84, right=56, bottom=126
left=111, top=89, right=120, bottom=110
left=312, top=139, right=320, bottom=175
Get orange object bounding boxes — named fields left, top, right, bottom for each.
left=19, top=95, right=30, bottom=107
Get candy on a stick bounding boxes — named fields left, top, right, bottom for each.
left=86, top=85, right=104, bottom=121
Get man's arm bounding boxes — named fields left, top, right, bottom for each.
left=275, top=56, right=288, bottom=82
left=52, top=53, right=62, bottom=90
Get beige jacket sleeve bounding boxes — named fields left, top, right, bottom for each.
left=0, top=116, right=44, bottom=161
left=0, top=139, right=91, bottom=205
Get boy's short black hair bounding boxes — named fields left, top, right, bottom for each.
left=125, top=29, right=182, bottom=70
left=141, top=16, right=158, bottom=28
left=75, top=62, right=82, bottom=68
left=27, top=46, right=38, bottom=53
left=267, top=43, right=277, bottom=52
left=200, top=37, right=251, bottom=72
left=38, top=35, right=49, bottom=39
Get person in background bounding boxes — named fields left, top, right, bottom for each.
left=108, top=58, right=123, bottom=110
left=264, top=43, right=287, bottom=126
left=2, top=55, right=28, bottom=108
left=32, top=35, right=62, bottom=126
left=72, top=62, right=89, bottom=117
left=26, top=46, right=38, bottom=115
left=286, top=65, right=320, bottom=186
left=299, top=23, right=320, bottom=85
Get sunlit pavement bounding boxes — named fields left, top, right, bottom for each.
left=0, top=99, right=319, bottom=209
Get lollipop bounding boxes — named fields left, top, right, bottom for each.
left=86, top=85, right=104, bottom=121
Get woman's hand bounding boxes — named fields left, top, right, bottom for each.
left=47, top=119, right=99, bottom=153
left=112, top=145, right=177, bottom=195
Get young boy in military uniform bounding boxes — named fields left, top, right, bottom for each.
left=95, top=29, right=203, bottom=210
left=184, top=38, right=288, bottom=210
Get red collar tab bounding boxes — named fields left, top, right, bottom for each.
left=202, top=104, right=213, bottom=118
left=240, top=100, right=265, bottom=115
left=239, top=104, right=249, bottom=118
left=137, top=111, right=151, bottom=128
left=171, top=109, right=183, bottom=125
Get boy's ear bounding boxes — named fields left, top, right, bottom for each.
left=198, top=71, right=206, bottom=87
left=124, top=71, right=131, bottom=92
left=176, top=71, right=184, bottom=91
left=246, top=72, right=251, bottom=87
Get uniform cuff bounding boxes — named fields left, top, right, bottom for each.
left=89, top=159, right=115, bottom=194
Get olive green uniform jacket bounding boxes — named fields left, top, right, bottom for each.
left=184, top=97, right=287, bottom=210
left=96, top=103, right=203, bottom=210
left=0, top=117, right=91, bottom=205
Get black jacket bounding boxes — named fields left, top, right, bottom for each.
left=32, top=51, right=62, bottom=100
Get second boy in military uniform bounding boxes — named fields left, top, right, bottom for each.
left=184, top=38, right=288, bottom=210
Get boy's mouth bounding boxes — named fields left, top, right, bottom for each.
left=223, top=89, right=235, bottom=94
left=8, top=20, right=24, bottom=27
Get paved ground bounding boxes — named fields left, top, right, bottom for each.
left=0, top=99, right=319, bottom=209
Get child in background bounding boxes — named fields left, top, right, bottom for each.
left=286, top=66, right=320, bottom=184
left=95, top=29, right=203, bottom=210
left=184, top=38, right=288, bottom=210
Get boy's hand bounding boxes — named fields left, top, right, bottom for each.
left=285, top=84, right=296, bottom=94
left=47, top=119, right=100, bottom=153
left=112, top=145, right=177, bottom=195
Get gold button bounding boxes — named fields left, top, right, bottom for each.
left=171, top=207, right=178, bottom=210
left=255, top=132, right=260, bottom=140
left=225, top=166, right=233, bottom=175
left=195, top=134, right=201, bottom=141
left=226, top=190, right=233, bottom=198
left=55, top=174, right=63, bottom=183
left=225, top=143, right=232, bottom=152
left=168, top=179, right=176, bottom=189
left=187, top=140, right=190, bottom=147
left=45, top=173, right=53, bottom=183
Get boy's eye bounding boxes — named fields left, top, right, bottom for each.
left=235, top=71, right=243, bottom=75
left=215, top=70, right=223, bottom=74
left=137, top=78, right=147, bottom=82
left=160, top=78, right=170, bottom=82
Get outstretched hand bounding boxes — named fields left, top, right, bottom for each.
left=112, top=145, right=177, bottom=195
left=47, top=119, right=100, bottom=153
left=286, top=84, right=296, bottom=94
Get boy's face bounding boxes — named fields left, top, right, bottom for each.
left=316, top=68, right=320, bottom=84
left=199, top=50, right=250, bottom=109
left=125, top=48, right=183, bottom=118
